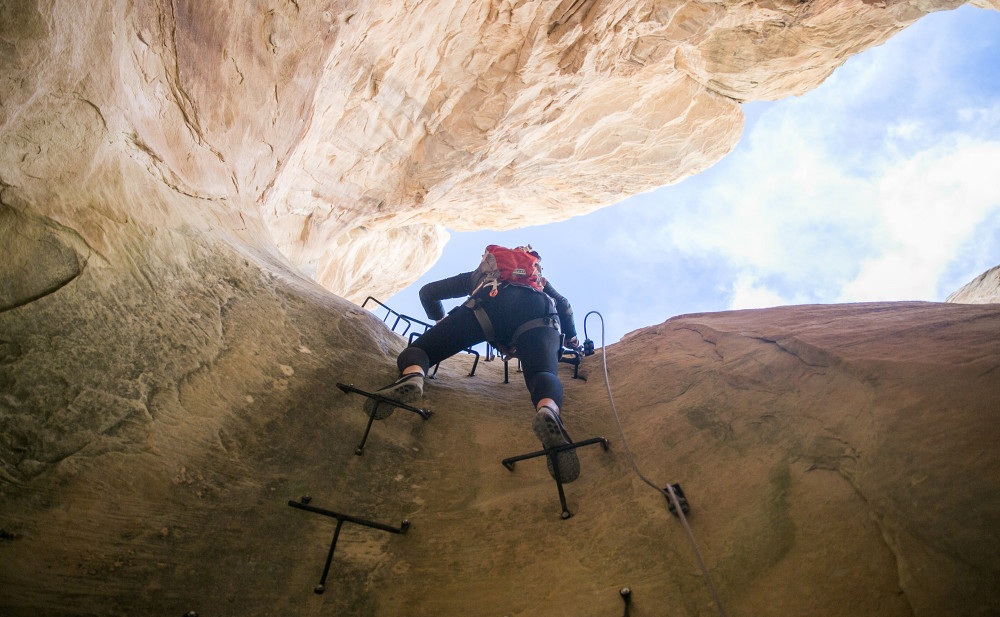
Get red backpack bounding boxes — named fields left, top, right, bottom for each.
left=471, top=245, right=545, bottom=297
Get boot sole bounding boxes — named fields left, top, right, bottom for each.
left=532, top=410, right=580, bottom=483
left=363, top=381, right=422, bottom=420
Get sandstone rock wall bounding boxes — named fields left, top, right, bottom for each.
left=2, top=1, right=999, bottom=616
left=0, top=0, right=977, bottom=303
left=2, top=300, right=998, bottom=617
left=947, top=264, right=1000, bottom=303
left=2, top=0, right=986, bottom=491
left=264, top=0, right=973, bottom=300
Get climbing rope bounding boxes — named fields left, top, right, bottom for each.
left=583, top=311, right=728, bottom=617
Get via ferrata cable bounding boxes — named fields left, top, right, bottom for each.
left=583, top=311, right=728, bottom=617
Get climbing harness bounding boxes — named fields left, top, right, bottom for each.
left=583, top=311, right=728, bottom=617
left=462, top=295, right=559, bottom=355
left=288, top=496, right=409, bottom=594
left=335, top=382, right=433, bottom=455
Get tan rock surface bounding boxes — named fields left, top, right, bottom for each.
left=1, top=300, right=998, bottom=617
left=3, top=1, right=1000, bottom=616
left=946, top=264, right=1000, bottom=304
left=0, top=0, right=977, bottom=301
left=265, top=0, right=973, bottom=299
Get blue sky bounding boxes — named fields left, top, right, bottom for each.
left=386, top=4, right=1000, bottom=345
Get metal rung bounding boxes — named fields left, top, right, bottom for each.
left=336, top=383, right=433, bottom=455
left=501, top=437, right=610, bottom=519
left=288, top=497, right=410, bottom=594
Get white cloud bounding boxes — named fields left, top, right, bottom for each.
left=887, top=120, right=923, bottom=141
left=838, top=138, right=1000, bottom=301
left=585, top=8, right=1000, bottom=320
left=630, top=4, right=1000, bottom=310
left=957, top=103, right=1000, bottom=127
left=648, top=109, right=878, bottom=301
left=625, top=98, right=1000, bottom=309
left=729, top=272, right=788, bottom=310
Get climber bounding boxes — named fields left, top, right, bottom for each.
left=364, top=245, right=583, bottom=482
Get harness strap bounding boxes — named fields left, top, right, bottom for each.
left=511, top=316, right=560, bottom=345
left=463, top=297, right=496, bottom=343
left=462, top=298, right=560, bottom=350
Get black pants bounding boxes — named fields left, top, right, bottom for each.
left=398, top=287, right=564, bottom=407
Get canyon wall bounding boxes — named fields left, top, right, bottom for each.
left=947, top=264, right=1000, bottom=304
left=1, top=299, right=998, bottom=617
left=2, top=1, right=999, bottom=616
left=2, top=0, right=984, bottom=303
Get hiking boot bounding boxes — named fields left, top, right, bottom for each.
left=364, top=372, right=424, bottom=420
left=532, top=405, right=580, bottom=483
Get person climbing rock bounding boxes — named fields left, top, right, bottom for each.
left=365, top=245, right=582, bottom=482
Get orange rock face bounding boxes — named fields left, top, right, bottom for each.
left=1, top=2, right=998, bottom=616
left=2, top=282, right=999, bottom=617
